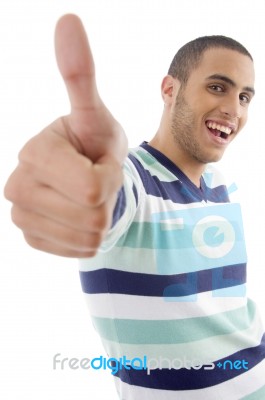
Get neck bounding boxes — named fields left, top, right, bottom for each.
left=149, top=134, right=206, bottom=188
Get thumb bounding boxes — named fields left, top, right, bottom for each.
left=54, top=14, right=128, bottom=165
left=55, top=14, right=100, bottom=112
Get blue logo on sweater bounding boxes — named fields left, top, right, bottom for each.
left=152, top=203, right=247, bottom=301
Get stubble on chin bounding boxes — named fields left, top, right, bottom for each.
left=171, top=92, right=206, bottom=163
left=171, top=93, right=222, bottom=165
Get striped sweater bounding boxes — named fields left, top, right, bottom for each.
left=79, top=142, right=265, bottom=399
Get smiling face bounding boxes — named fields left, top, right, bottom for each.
left=169, top=48, right=255, bottom=166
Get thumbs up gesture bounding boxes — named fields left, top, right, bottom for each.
left=4, top=15, right=128, bottom=257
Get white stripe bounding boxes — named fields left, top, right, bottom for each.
left=83, top=290, right=248, bottom=320
left=134, top=195, right=206, bottom=221
left=79, top=244, right=244, bottom=275
left=113, top=358, right=265, bottom=400
left=79, top=247, right=157, bottom=274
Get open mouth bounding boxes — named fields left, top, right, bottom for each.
left=206, top=121, right=233, bottom=141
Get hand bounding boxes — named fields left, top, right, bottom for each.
left=4, top=14, right=128, bottom=258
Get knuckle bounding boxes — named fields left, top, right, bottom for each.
left=84, top=184, right=102, bottom=206
left=18, top=135, right=42, bottom=164
left=8, top=182, right=32, bottom=210
left=88, top=208, right=110, bottom=231
left=18, top=140, right=36, bottom=167
left=10, top=206, right=25, bottom=229
left=18, top=131, right=57, bottom=173
left=23, top=232, right=98, bottom=258
left=4, top=175, right=19, bottom=203
left=83, top=170, right=106, bottom=206
left=78, top=231, right=103, bottom=252
left=79, top=250, right=98, bottom=258
left=3, top=182, right=12, bottom=202
left=4, top=167, right=31, bottom=206
left=23, top=233, right=43, bottom=251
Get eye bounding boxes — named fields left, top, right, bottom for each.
left=208, top=84, right=224, bottom=93
left=240, top=93, right=251, bottom=104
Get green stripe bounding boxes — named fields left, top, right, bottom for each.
left=99, top=308, right=260, bottom=360
left=131, top=148, right=178, bottom=182
left=241, top=384, right=265, bottom=399
left=116, top=220, right=196, bottom=249
left=92, top=301, right=256, bottom=345
left=133, top=149, right=156, bottom=166
left=116, top=222, right=154, bottom=248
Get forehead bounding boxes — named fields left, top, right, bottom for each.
left=188, top=48, right=255, bottom=88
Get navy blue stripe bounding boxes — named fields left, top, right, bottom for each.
left=128, top=153, right=201, bottom=203
left=132, top=183, right=138, bottom=206
left=79, top=264, right=246, bottom=296
left=111, top=187, right=127, bottom=228
left=139, top=142, right=230, bottom=203
left=205, top=186, right=230, bottom=203
left=113, top=333, right=265, bottom=390
left=128, top=149, right=229, bottom=204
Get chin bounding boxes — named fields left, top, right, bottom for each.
left=196, top=152, right=225, bottom=164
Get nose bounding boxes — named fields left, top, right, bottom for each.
left=219, top=94, right=242, bottom=119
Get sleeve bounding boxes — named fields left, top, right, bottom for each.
left=98, top=156, right=143, bottom=253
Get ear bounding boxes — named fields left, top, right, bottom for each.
left=161, top=75, right=181, bottom=105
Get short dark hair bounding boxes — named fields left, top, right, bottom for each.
left=168, top=35, right=253, bottom=85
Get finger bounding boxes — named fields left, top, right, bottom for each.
left=55, top=14, right=100, bottom=112
left=14, top=125, right=123, bottom=207
left=54, top=15, right=128, bottom=165
left=11, top=183, right=116, bottom=233
left=23, top=234, right=97, bottom=258
left=11, top=206, right=105, bottom=253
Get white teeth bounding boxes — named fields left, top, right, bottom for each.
left=224, top=126, right=232, bottom=134
left=206, top=121, right=232, bottom=135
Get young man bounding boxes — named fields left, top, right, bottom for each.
left=4, top=14, right=265, bottom=399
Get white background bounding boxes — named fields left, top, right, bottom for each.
left=0, top=0, right=265, bottom=399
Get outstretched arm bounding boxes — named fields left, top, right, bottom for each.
left=4, top=14, right=128, bottom=258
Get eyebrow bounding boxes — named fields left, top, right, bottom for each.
left=206, top=74, right=255, bottom=96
